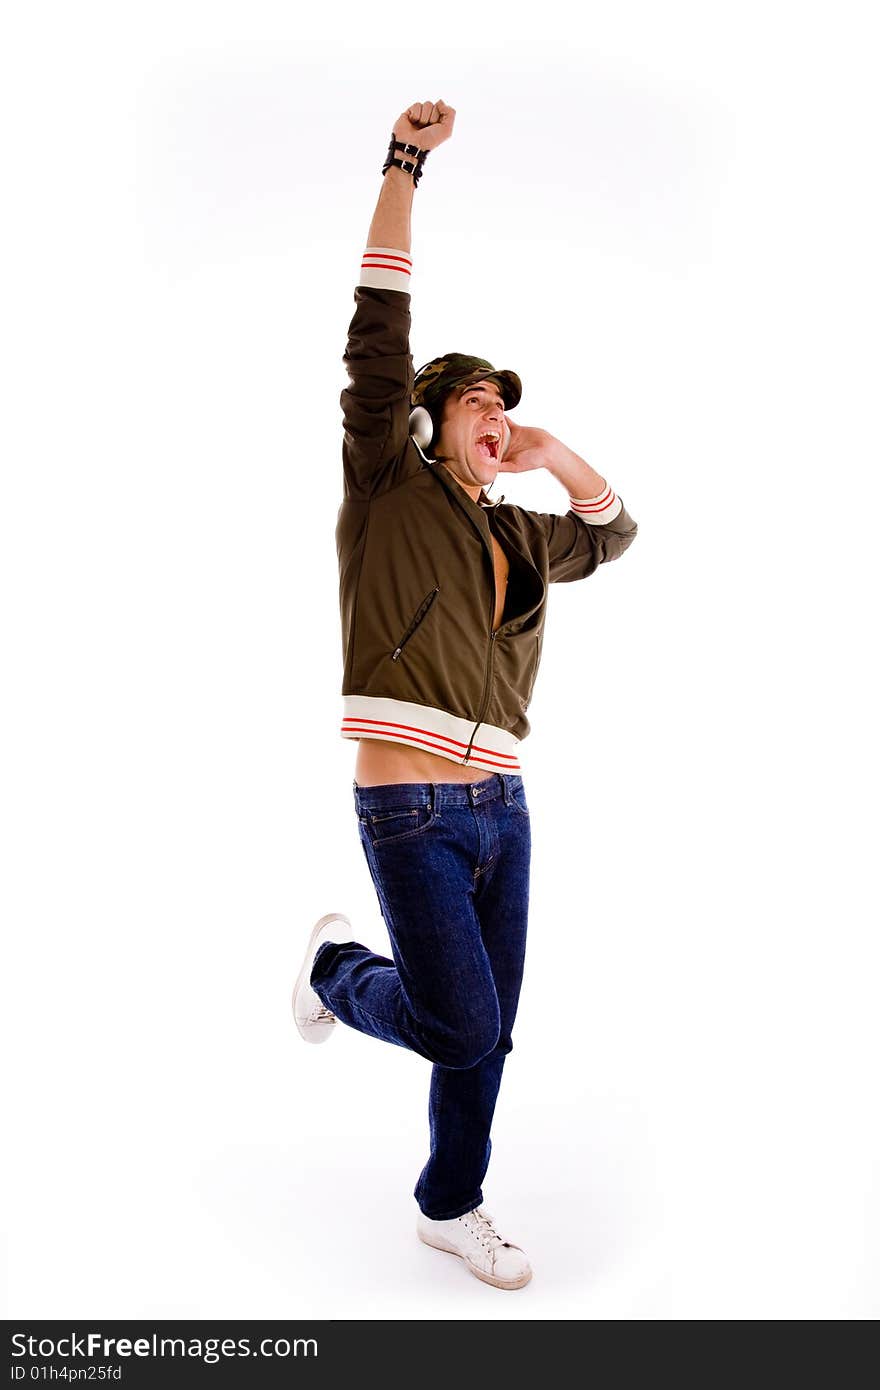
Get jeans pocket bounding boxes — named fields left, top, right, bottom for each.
left=510, top=785, right=530, bottom=817
left=361, top=804, right=439, bottom=847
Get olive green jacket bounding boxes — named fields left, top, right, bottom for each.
left=336, top=249, right=638, bottom=774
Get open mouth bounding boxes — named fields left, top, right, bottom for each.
left=475, top=431, right=500, bottom=462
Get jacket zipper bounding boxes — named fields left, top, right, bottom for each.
left=464, top=605, right=514, bottom=763
left=464, top=519, right=515, bottom=763
left=427, top=478, right=511, bottom=766
left=390, top=586, right=440, bottom=661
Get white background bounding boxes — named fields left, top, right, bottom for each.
left=2, top=0, right=878, bottom=1321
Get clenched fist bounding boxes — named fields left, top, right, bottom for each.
left=393, top=99, right=456, bottom=152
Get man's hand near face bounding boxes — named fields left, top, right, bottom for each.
left=501, top=420, right=609, bottom=500
left=498, top=422, right=554, bottom=474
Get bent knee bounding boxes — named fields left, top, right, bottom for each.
left=419, top=1015, right=502, bottom=1070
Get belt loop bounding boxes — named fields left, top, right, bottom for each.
left=431, top=782, right=440, bottom=817
left=500, top=773, right=512, bottom=806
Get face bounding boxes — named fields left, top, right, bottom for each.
left=435, top=381, right=506, bottom=492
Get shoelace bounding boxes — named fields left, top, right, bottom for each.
left=462, top=1207, right=508, bottom=1251
left=309, top=1003, right=336, bottom=1024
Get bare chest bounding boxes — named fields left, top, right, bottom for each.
left=491, top=535, right=510, bottom=632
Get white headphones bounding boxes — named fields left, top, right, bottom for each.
left=408, top=405, right=511, bottom=461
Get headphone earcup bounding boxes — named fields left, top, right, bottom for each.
left=409, top=406, right=434, bottom=450
left=410, top=407, right=510, bottom=461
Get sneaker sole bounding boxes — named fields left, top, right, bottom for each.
left=292, top=912, right=350, bottom=1043
left=417, top=1230, right=533, bottom=1291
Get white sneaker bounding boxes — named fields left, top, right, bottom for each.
left=292, top=912, right=350, bottom=1043
left=417, top=1206, right=533, bottom=1290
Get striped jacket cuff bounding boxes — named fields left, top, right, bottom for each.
left=359, top=246, right=412, bottom=292
left=569, top=484, right=622, bottom=524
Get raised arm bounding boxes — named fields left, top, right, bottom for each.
left=366, top=161, right=413, bottom=254
left=340, top=101, right=456, bottom=500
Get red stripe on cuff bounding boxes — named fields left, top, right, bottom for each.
left=570, top=488, right=616, bottom=514
left=362, top=253, right=412, bottom=266
left=361, top=263, right=411, bottom=276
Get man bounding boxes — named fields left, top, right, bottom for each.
left=292, top=100, right=637, bottom=1291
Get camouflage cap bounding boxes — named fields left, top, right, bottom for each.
left=411, top=354, right=522, bottom=413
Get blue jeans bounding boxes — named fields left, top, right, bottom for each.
left=310, top=772, right=531, bottom=1221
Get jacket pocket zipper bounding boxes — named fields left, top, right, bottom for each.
left=391, top=586, right=440, bottom=661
